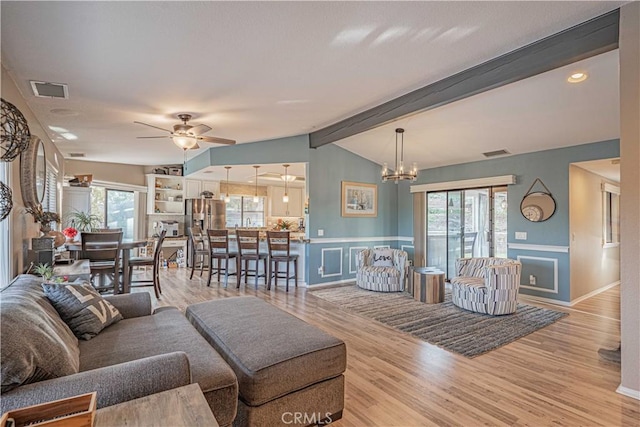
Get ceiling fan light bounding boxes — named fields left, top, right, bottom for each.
left=173, top=135, right=197, bottom=149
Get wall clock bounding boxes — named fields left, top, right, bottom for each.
left=20, top=135, right=46, bottom=208
left=522, top=204, right=543, bottom=222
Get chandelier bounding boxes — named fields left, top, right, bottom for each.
left=381, top=128, right=418, bottom=183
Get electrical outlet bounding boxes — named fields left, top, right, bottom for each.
left=515, top=232, right=527, bottom=240
left=529, top=274, right=536, bottom=285
left=318, top=229, right=324, bottom=237
left=318, top=266, right=323, bottom=275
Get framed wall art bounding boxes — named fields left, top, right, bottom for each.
left=341, top=181, right=377, bottom=217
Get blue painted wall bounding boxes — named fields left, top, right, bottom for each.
left=186, top=131, right=618, bottom=294
left=401, top=139, right=620, bottom=302
left=307, top=144, right=399, bottom=285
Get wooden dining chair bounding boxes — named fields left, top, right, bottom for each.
left=266, top=231, right=298, bottom=292
left=81, top=231, right=123, bottom=293
left=236, top=229, right=268, bottom=289
left=206, top=229, right=238, bottom=288
left=127, top=230, right=166, bottom=298
left=188, top=226, right=209, bottom=280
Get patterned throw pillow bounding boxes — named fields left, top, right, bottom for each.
left=42, top=281, right=122, bottom=340
left=372, top=249, right=394, bottom=267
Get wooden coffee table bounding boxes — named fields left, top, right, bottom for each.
left=53, top=259, right=91, bottom=281
left=94, top=384, right=218, bottom=427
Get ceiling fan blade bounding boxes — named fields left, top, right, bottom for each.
left=134, top=121, right=172, bottom=133
left=197, top=135, right=236, bottom=145
left=136, top=136, right=171, bottom=139
left=189, top=124, right=212, bottom=136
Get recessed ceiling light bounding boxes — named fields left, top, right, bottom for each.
left=567, top=72, right=588, bottom=83
left=61, top=132, right=78, bottom=140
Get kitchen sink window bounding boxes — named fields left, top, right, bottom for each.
left=225, top=196, right=265, bottom=228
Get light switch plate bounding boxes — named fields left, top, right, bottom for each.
left=515, top=232, right=527, bottom=240
left=318, top=229, right=324, bottom=236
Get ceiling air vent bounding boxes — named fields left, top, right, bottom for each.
left=482, top=149, right=510, bottom=158
left=68, top=153, right=85, bottom=158
left=30, top=81, right=69, bottom=99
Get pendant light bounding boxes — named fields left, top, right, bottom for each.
left=253, top=165, right=260, bottom=203
left=282, top=164, right=290, bottom=203
left=381, top=128, right=418, bottom=183
left=224, top=166, right=231, bottom=203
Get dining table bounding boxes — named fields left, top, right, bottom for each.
left=66, top=238, right=149, bottom=294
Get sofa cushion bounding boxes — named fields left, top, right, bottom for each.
left=186, top=296, right=347, bottom=406
left=450, top=276, right=485, bottom=292
left=0, top=275, right=80, bottom=393
left=372, top=249, right=393, bottom=267
left=42, top=281, right=122, bottom=340
left=78, top=307, right=238, bottom=426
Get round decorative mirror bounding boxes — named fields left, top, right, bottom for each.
left=20, top=136, right=46, bottom=208
left=520, top=191, right=556, bottom=222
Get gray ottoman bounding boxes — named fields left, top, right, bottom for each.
left=186, top=296, right=346, bottom=427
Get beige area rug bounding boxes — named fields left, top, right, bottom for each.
left=309, top=285, right=568, bottom=357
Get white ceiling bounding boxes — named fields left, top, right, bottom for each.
left=1, top=1, right=623, bottom=167
left=189, top=162, right=306, bottom=188
left=335, top=50, right=620, bottom=169
left=574, top=158, right=620, bottom=182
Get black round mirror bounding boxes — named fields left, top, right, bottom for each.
left=520, top=192, right=556, bottom=222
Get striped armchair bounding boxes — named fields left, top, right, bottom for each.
left=356, top=249, right=408, bottom=292
left=451, top=257, right=522, bottom=315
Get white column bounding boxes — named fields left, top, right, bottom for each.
left=619, top=1, right=640, bottom=400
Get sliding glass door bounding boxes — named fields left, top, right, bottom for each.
left=427, top=186, right=507, bottom=278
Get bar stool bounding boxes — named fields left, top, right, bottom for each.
left=266, top=231, right=298, bottom=292
left=207, top=229, right=238, bottom=288
left=188, top=226, right=209, bottom=280
left=236, top=229, right=268, bottom=289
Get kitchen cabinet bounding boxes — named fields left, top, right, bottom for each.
left=185, top=179, right=220, bottom=199
left=146, top=174, right=185, bottom=215
left=185, top=179, right=201, bottom=199
left=269, top=186, right=303, bottom=217
left=62, top=186, right=91, bottom=225
left=201, top=180, right=220, bottom=198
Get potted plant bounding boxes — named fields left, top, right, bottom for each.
left=67, top=210, right=101, bottom=232
left=32, top=263, right=55, bottom=281
left=25, top=204, right=61, bottom=234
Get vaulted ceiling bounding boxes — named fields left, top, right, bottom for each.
left=1, top=1, right=624, bottom=167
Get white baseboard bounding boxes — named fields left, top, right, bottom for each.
left=308, top=279, right=354, bottom=289
left=617, top=385, right=640, bottom=400
left=519, top=281, right=621, bottom=307
left=569, top=281, right=620, bottom=306
left=519, top=294, right=572, bottom=307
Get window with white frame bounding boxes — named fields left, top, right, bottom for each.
left=42, top=164, right=58, bottom=215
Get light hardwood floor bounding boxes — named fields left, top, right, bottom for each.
left=133, top=271, right=639, bottom=426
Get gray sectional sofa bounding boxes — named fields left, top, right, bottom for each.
left=1, top=274, right=346, bottom=426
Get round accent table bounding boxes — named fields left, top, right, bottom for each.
left=408, top=267, right=446, bottom=304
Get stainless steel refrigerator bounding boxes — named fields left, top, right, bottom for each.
left=185, top=198, right=226, bottom=266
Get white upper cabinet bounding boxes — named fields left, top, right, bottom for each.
left=269, top=186, right=303, bottom=217
left=185, top=179, right=202, bottom=199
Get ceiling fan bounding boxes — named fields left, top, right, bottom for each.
left=134, top=114, right=236, bottom=150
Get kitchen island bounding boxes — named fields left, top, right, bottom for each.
left=190, top=230, right=307, bottom=287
